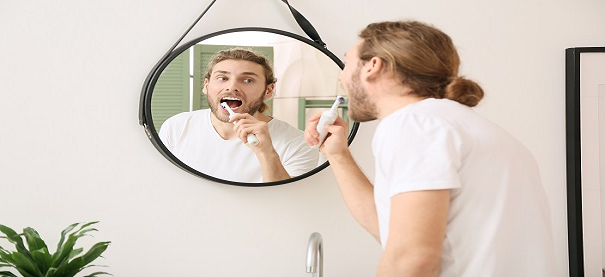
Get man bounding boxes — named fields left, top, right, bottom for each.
left=160, top=48, right=318, bottom=183
left=305, top=21, right=559, bottom=276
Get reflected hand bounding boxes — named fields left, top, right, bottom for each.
left=229, top=113, right=272, bottom=152
left=304, top=112, right=349, bottom=157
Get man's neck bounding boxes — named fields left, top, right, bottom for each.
left=372, top=81, right=425, bottom=120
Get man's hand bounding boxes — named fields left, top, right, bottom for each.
left=304, top=112, right=350, bottom=158
left=229, top=113, right=272, bottom=152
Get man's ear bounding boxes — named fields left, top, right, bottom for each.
left=361, top=57, right=385, bottom=82
left=263, top=83, right=275, bottom=99
left=203, top=78, right=209, bottom=95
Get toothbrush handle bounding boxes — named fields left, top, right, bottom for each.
left=231, top=119, right=260, bottom=146
left=227, top=111, right=260, bottom=146
left=315, top=111, right=338, bottom=147
left=246, top=133, right=260, bottom=146
left=232, top=121, right=259, bottom=146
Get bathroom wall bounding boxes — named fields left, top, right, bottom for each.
left=1, top=0, right=604, bottom=276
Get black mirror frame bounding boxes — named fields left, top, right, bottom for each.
left=139, top=27, right=360, bottom=187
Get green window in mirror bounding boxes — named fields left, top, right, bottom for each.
left=150, top=48, right=191, bottom=131
left=297, top=98, right=351, bottom=132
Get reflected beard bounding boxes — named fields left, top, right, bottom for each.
left=347, top=69, right=377, bottom=122
left=206, top=93, right=265, bottom=123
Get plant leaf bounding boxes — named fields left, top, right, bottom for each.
left=0, top=271, right=18, bottom=277
left=72, top=222, right=99, bottom=238
left=83, top=272, right=113, bottom=277
left=51, top=231, right=80, bottom=268
left=78, top=242, right=109, bottom=267
left=55, top=223, right=78, bottom=252
left=66, top=248, right=83, bottom=261
left=0, top=225, right=29, bottom=257
left=53, top=241, right=109, bottom=277
left=0, top=247, right=15, bottom=264
left=51, top=222, right=99, bottom=268
left=44, top=267, right=57, bottom=277
left=23, top=228, right=48, bottom=254
left=11, top=252, right=41, bottom=277
left=31, top=249, right=51, bottom=274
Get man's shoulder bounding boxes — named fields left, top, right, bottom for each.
left=268, top=118, right=303, bottom=134
left=166, top=109, right=208, bottom=123
left=161, top=109, right=209, bottom=132
left=267, top=118, right=307, bottom=145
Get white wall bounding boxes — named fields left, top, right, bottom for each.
left=1, top=0, right=604, bottom=276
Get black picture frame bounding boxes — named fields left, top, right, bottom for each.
left=565, top=47, right=605, bottom=277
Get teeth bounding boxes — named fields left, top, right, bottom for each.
left=221, top=97, right=241, bottom=101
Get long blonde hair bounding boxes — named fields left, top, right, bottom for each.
left=358, top=21, right=484, bottom=107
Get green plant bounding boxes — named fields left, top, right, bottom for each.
left=0, top=221, right=110, bottom=277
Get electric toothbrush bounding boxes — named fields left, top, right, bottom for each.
left=314, top=96, right=345, bottom=148
left=221, top=102, right=260, bottom=146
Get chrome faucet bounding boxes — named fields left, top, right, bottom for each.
left=306, top=232, right=323, bottom=277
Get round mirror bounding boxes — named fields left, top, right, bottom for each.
left=140, top=27, right=359, bottom=186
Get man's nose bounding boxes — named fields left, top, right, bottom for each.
left=226, top=80, right=240, bottom=91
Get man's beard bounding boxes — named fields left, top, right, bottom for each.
left=206, top=93, right=265, bottom=123
left=346, top=68, right=377, bottom=122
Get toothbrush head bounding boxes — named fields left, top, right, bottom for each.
left=221, top=102, right=235, bottom=115
left=330, top=96, right=345, bottom=111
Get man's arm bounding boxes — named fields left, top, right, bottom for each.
left=326, top=147, right=380, bottom=240
left=230, top=113, right=291, bottom=182
left=254, top=148, right=292, bottom=182
left=305, top=114, right=380, bottom=240
left=377, top=189, right=450, bottom=277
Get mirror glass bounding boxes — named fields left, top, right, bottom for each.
left=141, top=28, right=359, bottom=186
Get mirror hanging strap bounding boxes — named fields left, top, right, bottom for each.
left=280, top=0, right=327, bottom=48
left=158, top=0, right=325, bottom=70
left=138, top=0, right=217, bottom=127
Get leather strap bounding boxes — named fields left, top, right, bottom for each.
left=166, top=0, right=326, bottom=61
left=281, top=0, right=326, bottom=47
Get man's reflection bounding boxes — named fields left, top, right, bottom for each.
left=159, top=48, right=319, bottom=183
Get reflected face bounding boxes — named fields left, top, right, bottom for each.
left=204, top=59, right=274, bottom=122
left=339, top=41, right=378, bottom=122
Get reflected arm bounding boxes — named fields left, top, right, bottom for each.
left=229, top=113, right=294, bottom=182
left=255, top=149, right=292, bottom=182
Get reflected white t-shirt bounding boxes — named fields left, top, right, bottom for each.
left=373, top=98, right=559, bottom=276
left=159, top=109, right=319, bottom=183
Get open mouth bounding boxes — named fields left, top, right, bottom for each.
left=220, top=97, right=243, bottom=110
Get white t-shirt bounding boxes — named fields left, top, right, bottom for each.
left=373, top=98, right=559, bottom=276
left=159, top=109, right=319, bottom=183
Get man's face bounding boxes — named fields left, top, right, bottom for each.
left=339, top=41, right=377, bottom=122
left=204, top=59, right=273, bottom=122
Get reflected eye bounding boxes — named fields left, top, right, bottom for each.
left=217, top=76, right=228, bottom=81
left=243, top=78, right=254, bottom=84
